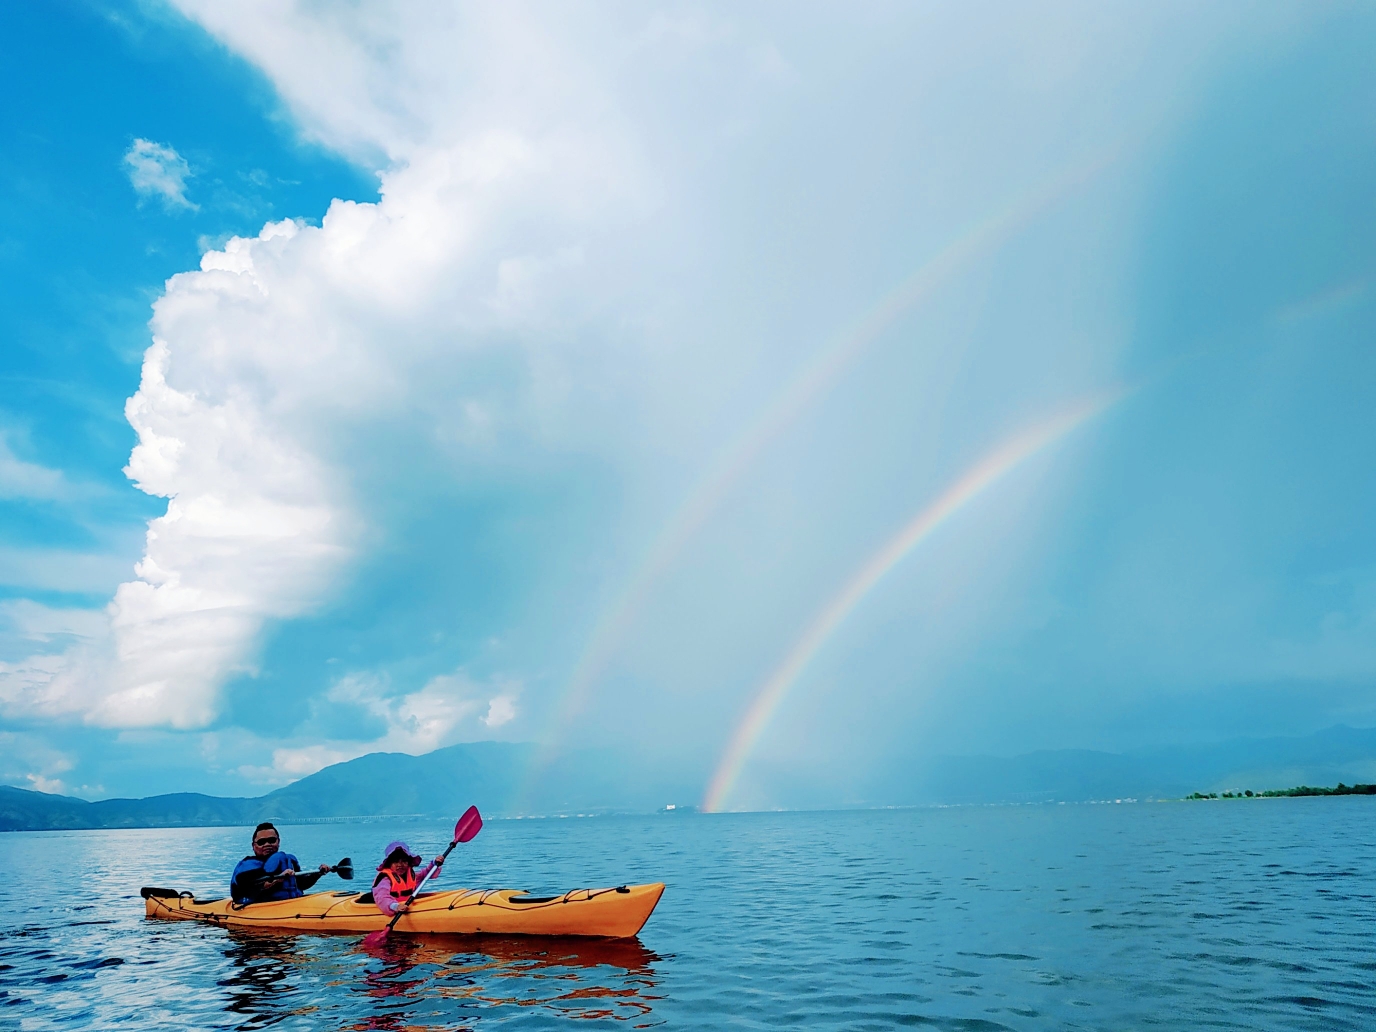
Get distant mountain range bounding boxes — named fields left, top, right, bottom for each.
left=0, top=741, right=694, bottom=833
left=888, top=724, right=1376, bottom=805
left=4, top=726, right=1376, bottom=832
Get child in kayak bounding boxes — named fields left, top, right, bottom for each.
left=372, top=840, right=444, bottom=915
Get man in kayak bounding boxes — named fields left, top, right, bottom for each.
left=230, top=822, right=331, bottom=904
left=372, top=840, right=444, bottom=915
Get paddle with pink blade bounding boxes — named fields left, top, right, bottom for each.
left=376, top=805, right=483, bottom=937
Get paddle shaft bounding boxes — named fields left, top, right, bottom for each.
left=262, top=862, right=330, bottom=890
left=384, top=838, right=460, bottom=931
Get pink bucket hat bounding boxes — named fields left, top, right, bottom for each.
left=377, top=840, right=422, bottom=870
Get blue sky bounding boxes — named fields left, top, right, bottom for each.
left=1, top=1, right=1373, bottom=805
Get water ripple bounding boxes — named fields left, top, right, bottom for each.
left=2, top=801, right=1374, bottom=1028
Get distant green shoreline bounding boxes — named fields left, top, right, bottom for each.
left=1188, top=783, right=1376, bottom=800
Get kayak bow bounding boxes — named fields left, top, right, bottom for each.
left=141, top=883, right=664, bottom=939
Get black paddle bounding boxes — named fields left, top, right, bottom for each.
left=377, top=806, right=483, bottom=937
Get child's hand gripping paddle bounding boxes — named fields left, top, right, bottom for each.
left=380, top=806, right=483, bottom=936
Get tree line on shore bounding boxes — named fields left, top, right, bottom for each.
left=1188, top=783, right=1376, bottom=800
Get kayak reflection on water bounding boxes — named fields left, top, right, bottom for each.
left=221, top=931, right=315, bottom=1032
left=352, top=934, right=664, bottom=1025
left=217, top=927, right=662, bottom=1029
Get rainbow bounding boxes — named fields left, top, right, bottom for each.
left=518, top=145, right=1125, bottom=805
left=700, top=389, right=1124, bottom=813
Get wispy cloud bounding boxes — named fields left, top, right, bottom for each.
left=0, top=547, right=133, bottom=594
left=123, top=138, right=198, bottom=211
left=0, top=432, right=68, bottom=500
left=0, top=600, right=106, bottom=644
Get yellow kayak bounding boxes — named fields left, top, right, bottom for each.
left=141, top=883, right=665, bottom=939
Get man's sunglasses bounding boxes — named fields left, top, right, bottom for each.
left=254, top=836, right=279, bottom=847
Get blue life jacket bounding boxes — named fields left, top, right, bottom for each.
left=231, top=851, right=303, bottom=904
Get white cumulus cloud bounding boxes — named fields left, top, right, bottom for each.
left=1, top=5, right=680, bottom=731
left=123, top=138, right=198, bottom=211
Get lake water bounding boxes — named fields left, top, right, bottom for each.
left=1, top=801, right=1373, bottom=1030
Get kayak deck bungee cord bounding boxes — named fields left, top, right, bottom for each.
left=141, top=882, right=665, bottom=939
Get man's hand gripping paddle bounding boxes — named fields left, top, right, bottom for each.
left=263, top=857, right=353, bottom=893
left=377, top=805, right=482, bottom=938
